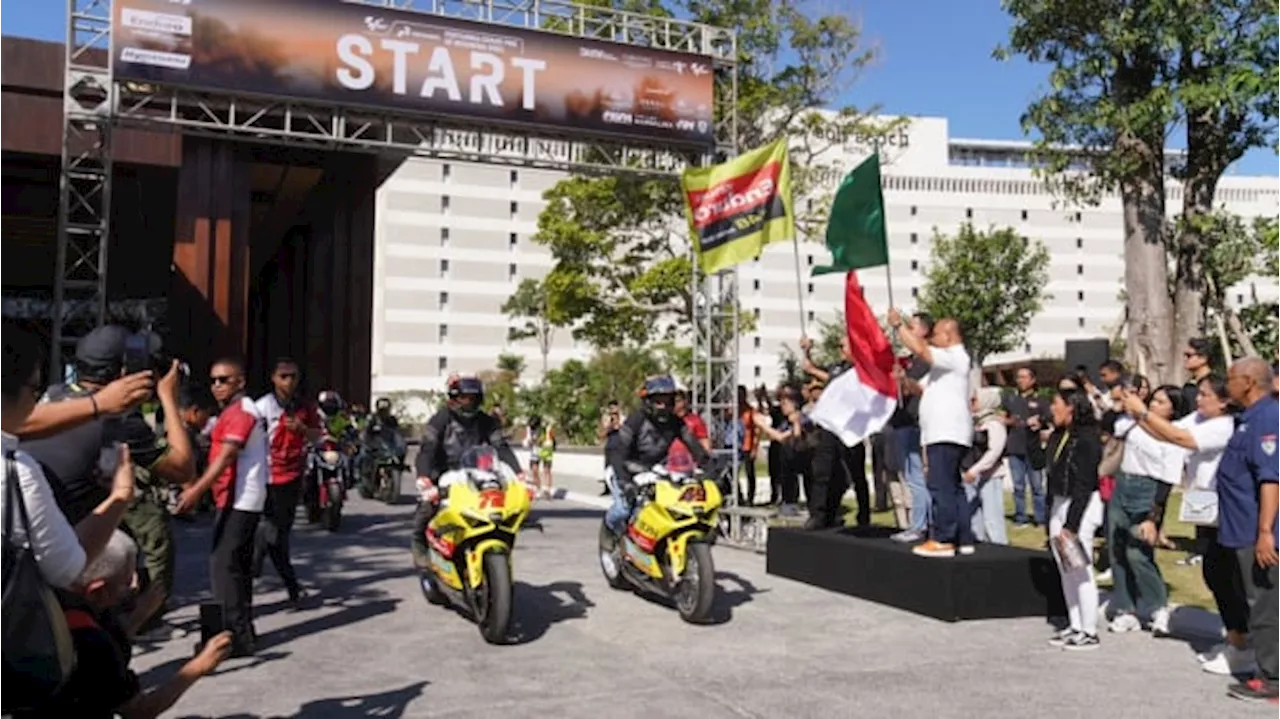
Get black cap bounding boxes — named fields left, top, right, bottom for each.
left=74, top=325, right=129, bottom=381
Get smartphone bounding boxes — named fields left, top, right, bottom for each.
left=123, top=333, right=150, bottom=375
left=96, top=441, right=123, bottom=483
left=198, top=602, right=226, bottom=650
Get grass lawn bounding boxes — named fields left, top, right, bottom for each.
left=831, top=490, right=1215, bottom=611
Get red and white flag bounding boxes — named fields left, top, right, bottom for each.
left=810, top=272, right=899, bottom=447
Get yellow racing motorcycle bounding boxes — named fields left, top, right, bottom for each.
left=598, top=450, right=723, bottom=623
left=419, top=447, right=534, bottom=644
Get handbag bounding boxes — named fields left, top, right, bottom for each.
left=1179, top=488, right=1219, bottom=527
left=2, top=456, right=78, bottom=712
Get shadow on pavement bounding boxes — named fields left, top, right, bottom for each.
left=509, top=580, right=595, bottom=644
left=173, top=679, right=429, bottom=719
left=708, top=570, right=767, bottom=625
left=529, top=505, right=606, bottom=521
left=257, top=598, right=402, bottom=651
left=140, top=650, right=292, bottom=688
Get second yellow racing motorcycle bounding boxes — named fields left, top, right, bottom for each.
left=598, top=452, right=723, bottom=623
left=419, top=447, right=534, bottom=644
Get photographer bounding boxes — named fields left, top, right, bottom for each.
left=21, top=326, right=195, bottom=630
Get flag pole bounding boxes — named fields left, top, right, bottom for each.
left=884, top=264, right=895, bottom=310
left=792, top=235, right=807, bottom=332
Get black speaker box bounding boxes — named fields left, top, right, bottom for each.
left=1064, top=338, right=1111, bottom=386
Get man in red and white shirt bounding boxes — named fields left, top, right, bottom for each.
left=252, top=358, right=318, bottom=603
left=675, top=390, right=712, bottom=454
left=176, top=357, right=267, bottom=656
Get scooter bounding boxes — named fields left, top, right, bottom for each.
left=598, top=452, right=723, bottom=623
left=305, top=434, right=346, bottom=532
left=418, top=447, right=536, bottom=644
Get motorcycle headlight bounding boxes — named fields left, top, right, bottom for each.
left=321, top=450, right=341, bottom=464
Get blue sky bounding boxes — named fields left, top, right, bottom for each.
left=2, top=0, right=1273, bottom=175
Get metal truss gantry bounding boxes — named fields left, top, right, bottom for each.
left=51, top=0, right=114, bottom=376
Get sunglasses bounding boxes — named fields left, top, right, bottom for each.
left=210, top=375, right=239, bottom=386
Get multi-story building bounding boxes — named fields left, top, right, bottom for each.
left=370, top=115, right=1278, bottom=394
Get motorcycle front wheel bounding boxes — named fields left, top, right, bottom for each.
left=598, top=523, right=626, bottom=590
left=324, top=480, right=343, bottom=532
left=476, top=552, right=512, bottom=645
left=675, top=542, right=716, bottom=624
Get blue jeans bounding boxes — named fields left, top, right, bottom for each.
left=965, top=474, right=1008, bottom=544
left=893, top=426, right=929, bottom=533
left=926, top=442, right=971, bottom=546
left=1008, top=454, right=1045, bottom=525
left=605, top=470, right=633, bottom=533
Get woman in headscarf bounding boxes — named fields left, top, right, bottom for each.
left=962, top=386, right=1010, bottom=546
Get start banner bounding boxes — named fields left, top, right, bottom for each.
left=680, top=139, right=795, bottom=275
left=111, top=0, right=715, bottom=146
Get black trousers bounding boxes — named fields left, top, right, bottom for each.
left=738, top=453, right=757, bottom=506
left=1237, top=546, right=1279, bottom=682
left=767, top=443, right=784, bottom=505
left=1198, top=527, right=1249, bottom=634
left=211, top=508, right=260, bottom=643
left=842, top=441, right=871, bottom=524
left=807, top=428, right=850, bottom=525
left=253, top=481, right=302, bottom=597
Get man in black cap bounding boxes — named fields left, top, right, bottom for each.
left=22, top=325, right=196, bottom=631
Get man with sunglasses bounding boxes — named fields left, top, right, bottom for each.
left=252, top=358, right=318, bottom=606
left=176, top=358, right=268, bottom=657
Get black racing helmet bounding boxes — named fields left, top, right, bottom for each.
left=448, top=375, right=485, bottom=418
left=639, top=374, right=678, bottom=426
left=374, top=397, right=392, bottom=414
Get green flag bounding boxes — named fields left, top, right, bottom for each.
left=812, top=154, right=889, bottom=276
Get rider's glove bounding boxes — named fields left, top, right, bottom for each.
left=415, top=477, right=440, bottom=503
left=622, top=482, right=639, bottom=505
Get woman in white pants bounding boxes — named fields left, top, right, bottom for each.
left=1041, top=388, right=1106, bottom=651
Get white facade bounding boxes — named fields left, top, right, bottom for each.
left=370, top=115, right=1279, bottom=394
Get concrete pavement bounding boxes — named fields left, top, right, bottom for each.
left=135, top=481, right=1271, bottom=718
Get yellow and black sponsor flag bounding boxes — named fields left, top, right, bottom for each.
left=680, top=138, right=795, bottom=275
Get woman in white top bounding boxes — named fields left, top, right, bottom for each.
left=1107, top=384, right=1190, bottom=636
left=963, top=387, right=1009, bottom=546
left=1121, top=376, right=1253, bottom=676
left=1, top=322, right=136, bottom=590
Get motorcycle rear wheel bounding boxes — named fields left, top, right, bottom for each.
left=324, top=482, right=343, bottom=532
left=675, top=542, right=716, bottom=624
left=476, top=553, right=513, bottom=645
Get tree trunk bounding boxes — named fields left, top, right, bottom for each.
left=1225, top=308, right=1259, bottom=358
left=1214, top=312, right=1233, bottom=366
left=1118, top=133, right=1177, bottom=385
left=1174, top=167, right=1218, bottom=382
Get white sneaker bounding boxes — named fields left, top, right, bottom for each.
left=1197, top=642, right=1228, bottom=663
left=958, top=545, right=976, bottom=556
left=1109, top=613, right=1142, bottom=633
left=1202, top=645, right=1258, bottom=676
left=1149, top=607, right=1172, bottom=637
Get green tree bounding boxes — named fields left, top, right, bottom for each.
left=1201, top=213, right=1278, bottom=358
left=998, top=0, right=1278, bottom=383
left=533, top=0, right=904, bottom=349
left=500, top=279, right=554, bottom=376
left=916, top=224, right=1051, bottom=369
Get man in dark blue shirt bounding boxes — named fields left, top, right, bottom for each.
left=1215, top=357, right=1278, bottom=703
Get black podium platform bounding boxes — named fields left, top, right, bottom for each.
left=766, top=526, right=1066, bottom=622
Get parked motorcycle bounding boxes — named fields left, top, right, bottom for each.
left=418, top=447, right=535, bottom=644
left=598, top=452, right=723, bottom=623
left=305, top=434, right=347, bottom=532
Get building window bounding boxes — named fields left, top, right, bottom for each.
left=1076, top=264, right=1084, bottom=275
left=509, top=170, right=518, bottom=186
left=752, top=279, right=761, bottom=291
left=508, top=263, right=518, bottom=280
left=440, top=227, right=450, bottom=246
left=509, top=232, right=518, bottom=249
left=439, top=291, right=449, bottom=308
left=1075, top=237, right=1083, bottom=249
left=753, top=308, right=761, bottom=320
left=754, top=366, right=762, bottom=378
left=442, top=163, right=451, bottom=181
left=438, top=324, right=448, bottom=341
left=1074, top=211, right=1083, bottom=222
left=910, top=206, right=918, bottom=216
left=965, top=208, right=973, bottom=219
left=753, top=337, right=762, bottom=349
left=910, top=260, right=919, bottom=271
left=1237, top=293, right=1245, bottom=305
left=1021, top=210, right=1028, bottom=221
left=1078, top=317, right=1086, bottom=328
left=509, top=201, right=518, bottom=217
left=440, top=259, right=450, bottom=276
left=1077, top=290, right=1085, bottom=301
left=441, top=195, right=450, bottom=212
left=806, top=255, right=814, bottom=266
left=807, top=310, right=815, bottom=322
left=911, top=287, right=919, bottom=298
left=1024, top=343, right=1031, bottom=353
left=910, top=232, right=918, bottom=245
left=438, top=357, right=448, bottom=372
left=807, top=283, right=814, bottom=294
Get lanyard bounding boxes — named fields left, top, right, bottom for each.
left=1053, top=431, right=1070, bottom=464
